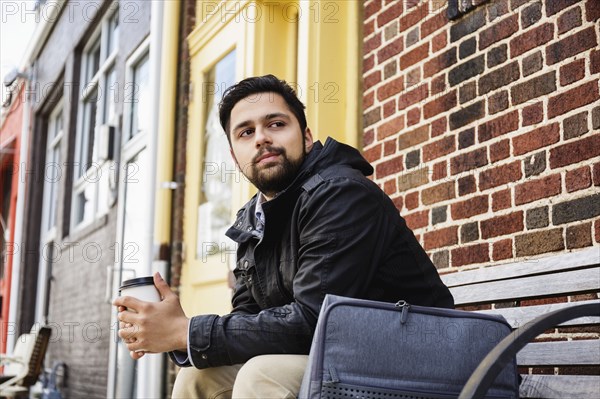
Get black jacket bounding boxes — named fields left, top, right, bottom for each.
left=174, top=138, right=453, bottom=368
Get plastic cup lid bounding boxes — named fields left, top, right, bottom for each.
left=119, top=276, right=155, bottom=290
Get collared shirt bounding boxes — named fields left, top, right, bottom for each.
left=254, top=192, right=267, bottom=236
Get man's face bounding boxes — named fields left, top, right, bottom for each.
left=228, top=92, right=313, bottom=199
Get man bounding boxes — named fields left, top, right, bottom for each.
left=115, top=75, right=454, bottom=398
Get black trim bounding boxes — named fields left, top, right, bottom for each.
left=447, top=0, right=460, bottom=20
left=447, top=0, right=490, bottom=21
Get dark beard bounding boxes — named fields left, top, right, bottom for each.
left=249, top=145, right=305, bottom=198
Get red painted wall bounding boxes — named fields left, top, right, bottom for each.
left=0, top=81, right=25, bottom=352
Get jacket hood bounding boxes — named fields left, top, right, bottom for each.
left=297, top=137, right=374, bottom=180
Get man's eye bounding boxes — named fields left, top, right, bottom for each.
left=239, top=129, right=254, bottom=137
left=270, top=121, right=285, bottom=128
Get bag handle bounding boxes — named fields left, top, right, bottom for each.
left=458, top=302, right=600, bottom=399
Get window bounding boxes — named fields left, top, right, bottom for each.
left=107, top=10, right=119, bottom=55
left=196, top=50, right=237, bottom=259
left=72, top=6, right=119, bottom=229
left=44, top=100, right=64, bottom=233
left=86, top=38, right=101, bottom=83
left=35, top=99, right=63, bottom=324
left=127, top=53, right=150, bottom=139
left=104, top=67, right=117, bottom=125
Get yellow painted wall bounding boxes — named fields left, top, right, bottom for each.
left=297, top=1, right=362, bottom=148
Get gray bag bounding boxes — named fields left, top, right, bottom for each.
left=299, top=295, right=518, bottom=399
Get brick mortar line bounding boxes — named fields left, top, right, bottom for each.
left=362, top=10, right=600, bottom=193
left=411, top=188, right=599, bottom=229
left=439, top=258, right=600, bottom=276
left=365, top=23, right=597, bottom=118
left=363, top=5, right=599, bottom=113
left=393, top=181, right=598, bottom=229
left=368, top=1, right=595, bottom=54
left=402, top=166, right=598, bottom=206
left=422, top=221, right=598, bottom=257
left=365, top=82, right=598, bottom=164
left=363, top=71, right=595, bottom=151
left=367, top=123, right=595, bottom=184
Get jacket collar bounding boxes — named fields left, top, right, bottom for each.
left=225, top=137, right=375, bottom=244
left=225, top=141, right=325, bottom=243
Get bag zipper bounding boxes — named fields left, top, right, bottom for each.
left=395, top=300, right=410, bottom=324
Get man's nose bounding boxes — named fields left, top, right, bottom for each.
left=254, top=126, right=272, bottom=147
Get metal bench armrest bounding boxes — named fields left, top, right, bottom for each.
left=458, top=303, right=600, bottom=399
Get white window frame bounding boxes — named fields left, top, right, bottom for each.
left=35, top=98, right=64, bottom=324
left=41, top=99, right=64, bottom=238
left=122, top=37, right=150, bottom=145
left=71, top=3, right=119, bottom=231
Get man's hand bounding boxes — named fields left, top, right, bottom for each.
left=113, top=272, right=189, bottom=360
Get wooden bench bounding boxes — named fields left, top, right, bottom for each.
left=440, top=247, right=600, bottom=398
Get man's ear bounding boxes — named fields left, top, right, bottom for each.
left=304, top=127, right=314, bottom=152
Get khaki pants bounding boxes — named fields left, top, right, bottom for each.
left=171, top=354, right=308, bottom=399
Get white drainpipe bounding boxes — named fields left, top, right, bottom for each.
left=135, top=0, right=164, bottom=398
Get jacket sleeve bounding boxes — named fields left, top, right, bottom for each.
left=184, top=177, right=390, bottom=368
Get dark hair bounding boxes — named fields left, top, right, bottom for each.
left=218, top=74, right=307, bottom=141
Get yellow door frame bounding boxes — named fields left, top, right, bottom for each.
left=182, top=0, right=361, bottom=315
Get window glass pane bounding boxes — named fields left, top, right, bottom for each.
left=107, top=11, right=119, bottom=56
left=87, top=38, right=101, bottom=82
left=74, top=186, right=93, bottom=226
left=197, top=50, right=237, bottom=259
left=55, top=111, right=63, bottom=136
left=80, top=89, right=98, bottom=175
left=49, top=111, right=62, bottom=142
left=104, top=66, right=117, bottom=123
left=76, top=109, right=85, bottom=178
left=76, top=93, right=97, bottom=179
left=43, top=103, right=62, bottom=232
left=121, top=149, right=150, bottom=275
left=129, top=53, right=150, bottom=138
left=46, top=146, right=61, bottom=230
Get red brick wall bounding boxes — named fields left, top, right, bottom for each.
left=363, top=0, right=600, bottom=271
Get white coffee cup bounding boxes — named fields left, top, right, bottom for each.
left=119, top=276, right=161, bottom=304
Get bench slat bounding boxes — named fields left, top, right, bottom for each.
left=517, top=340, right=600, bottom=366
left=474, top=300, right=600, bottom=328
left=437, top=248, right=600, bottom=397
left=449, top=268, right=600, bottom=305
left=442, top=247, right=600, bottom=287
left=519, top=375, right=600, bottom=399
